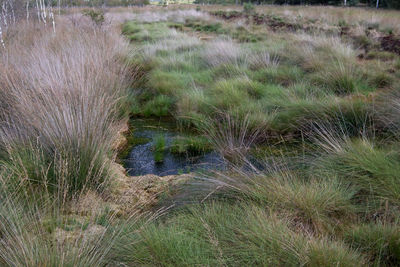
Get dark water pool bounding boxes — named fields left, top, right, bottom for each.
left=124, top=119, right=226, bottom=176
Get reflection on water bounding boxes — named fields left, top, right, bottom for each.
left=124, top=119, right=226, bottom=176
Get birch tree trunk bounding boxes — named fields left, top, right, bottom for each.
left=26, top=1, right=29, bottom=22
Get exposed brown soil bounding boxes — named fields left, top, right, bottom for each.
left=251, top=13, right=301, bottom=31
left=210, top=11, right=300, bottom=31
left=380, top=35, right=400, bottom=55
left=210, top=10, right=242, bottom=20
left=110, top=172, right=191, bottom=216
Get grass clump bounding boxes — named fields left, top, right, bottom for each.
left=318, top=139, right=400, bottom=205
left=253, top=65, right=304, bottom=86
left=185, top=20, right=225, bottom=33
left=170, top=136, right=212, bottom=155
left=143, top=95, right=174, bottom=117
left=368, top=71, right=393, bottom=89
left=312, top=61, right=362, bottom=95
left=395, top=59, right=400, bottom=70
left=123, top=22, right=169, bottom=43
left=0, top=19, right=130, bottom=197
left=241, top=173, right=357, bottom=234
left=202, top=38, right=243, bottom=68
left=209, top=79, right=252, bottom=109
left=243, top=3, right=255, bottom=14
left=194, top=111, right=267, bottom=162
left=122, top=21, right=142, bottom=35
left=0, top=185, right=120, bottom=266
left=270, top=97, right=370, bottom=136
left=306, top=238, right=364, bottom=267
left=82, top=9, right=105, bottom=25
left=147, top=69, right=192, bottom=96
left=113, top=202, right=363, bottom=266
left=345, top=223, right=400, bottom=266
left=115, top=222, right=216, bottom=266
left=0, top=17, right=137, bottom=265
left=366, top=51, right=396, bottom=61
left=2, top=143, right=112, bottom=196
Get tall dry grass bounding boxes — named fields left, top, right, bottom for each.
left=0, top=16, right=132, bottom=198
left=202, top=37, right=244, bottom=68
left=0, top=13, right=141, bottom=265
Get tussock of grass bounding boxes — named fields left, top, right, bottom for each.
left=0, top=19, right=131, bottom=197
left=306, top=238, right=364, bottom=267
left=202, top=38, right=244, bottom=68
left=244, top=173, right=357, bottom=233
left=113, top=202, right=364, bottom=266
left=0, top=179, right=121, bottom=266
left=209, top=79, right=252, bottom=109
left=247, top=50, right=280, bottom=70
left=143, top=95, right=174, bottom=117
left=253, top=65, right=304, bottom=86
left=345, top=223, right=400, bottom=265
left=368, top=71, right=393, bottom=89
left=319, top=139, right=400, bottom=206
left=147, top=69, right=192, bottom=96
left=312, top=60, right=362, bottom=95
left=365, top=51, right=397, bottom=61
left=270, top=97, right=371, bottom=135
left=194, top=111, right=267, bottom=162
left=376, top=90, right=400, bottom=137
left=176, top=87, right=210, bottom=115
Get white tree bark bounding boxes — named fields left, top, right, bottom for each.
left=0, top=20, right=5, bottom=48
left=50, top=5, right=55, bottom=33
left=36, top=0, right=40, bottom=21
left=26, top=1, right=29, bottom=22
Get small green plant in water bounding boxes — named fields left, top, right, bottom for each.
left=170, top=136, right=212, bottom=156
left=153, top=134, right=166, bottom=163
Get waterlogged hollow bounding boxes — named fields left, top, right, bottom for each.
left=124, top=118, right=226, bottom=176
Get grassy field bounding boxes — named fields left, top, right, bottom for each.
left=1, top=4, right=400, bottom=266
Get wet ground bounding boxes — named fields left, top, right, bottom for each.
left=124, top=118, right=226, bottom=176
